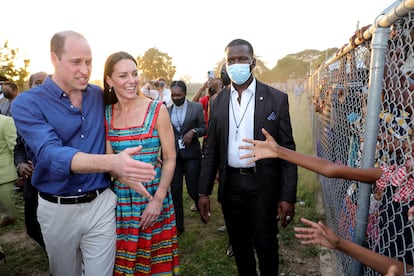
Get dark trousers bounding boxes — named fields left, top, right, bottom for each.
left=222, top=171, right=279, bottom=276
left=25, top=193, right=45, bottom=249
left=171, top=156, right=200, bottom=233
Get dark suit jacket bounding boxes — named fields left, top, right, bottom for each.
left=14, top=133, right=35, bottom=199
left=168, top=100, right=207, bottom=160
left=199, top=80, right=298, bottom=208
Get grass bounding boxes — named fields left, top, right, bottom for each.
left=0, top=185, right=322, bottom=276
left=0, top=91, right=324, bottom=275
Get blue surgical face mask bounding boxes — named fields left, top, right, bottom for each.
left=226, top=63, right=251, bottom=85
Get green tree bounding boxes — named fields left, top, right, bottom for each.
left=136, top=48, right=176, bottom=84
left=0, top=40, right=30, bottom=91
left=271, top=56, right=310, bottom=83
left=253, top=58, right=272, bottom=83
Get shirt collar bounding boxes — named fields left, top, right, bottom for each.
left=43, top=77, right=90, bottom=99
left=230, top=78, right=256, bottom=97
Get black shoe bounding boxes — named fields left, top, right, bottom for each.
left=226, top=244, right=234, bottom=257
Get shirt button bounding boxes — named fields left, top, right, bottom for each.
left=78, top=188, right=82, bottom=193
left=80, top=134, right=84, bottom=138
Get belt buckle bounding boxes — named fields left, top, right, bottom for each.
left=240, top=168, right=249, bottom=175
left=83, top=191, right=96, bottom=202
left=240, top=167, right=256, bottom=175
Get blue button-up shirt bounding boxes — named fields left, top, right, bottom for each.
left=11, top=77, right=111, bottom=196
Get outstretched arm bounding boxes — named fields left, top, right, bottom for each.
left=294, top=218, right=408, bottom=276
left=239, top=128, right=382, bottom=184
left=192, top=81, right=208, bottom=102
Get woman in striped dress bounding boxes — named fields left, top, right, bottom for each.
left=103, top=51, right=179, bottom=275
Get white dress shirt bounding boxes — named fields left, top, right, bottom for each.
left=227, top=79, right=256, bottom=168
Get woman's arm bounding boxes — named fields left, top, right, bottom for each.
left=140, top=104, right=176, bottom=230
left=154, top=104, right=176, bottom=202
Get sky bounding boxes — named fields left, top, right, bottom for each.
left=1, top=0, right=397, bottom=83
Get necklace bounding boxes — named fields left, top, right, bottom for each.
left=230, top=93, right=254, bottom=141
left=174, top=105, right=183, bottom=133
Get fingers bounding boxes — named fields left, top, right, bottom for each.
left=125, top=181, right=153, bottom=200
left=261, top=128, right=270, bottom=137
left=125, top=146, right=143, bottom=155
left=239, top=154, right=255, bottom=165
left=200, top=210, right=211, bottom=224
left=294, top=226, right=314, bottom=234
left=140, top=215, right=158, bottom=229
left=241, top=138, right=255, bottom=145
left=300, top=217, right=317, bottom=227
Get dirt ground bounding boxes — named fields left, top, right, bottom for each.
left=279, top=241, right=324, bottom=275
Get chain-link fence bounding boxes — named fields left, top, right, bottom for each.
left=309, top=1, right=414, bottom=275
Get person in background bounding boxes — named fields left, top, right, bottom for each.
left=0, top=81, right=21, bottom=228
left=0, top=82, right=19, bottom=116
left=192, top=76, right=223, bottom=151
left=103, top=51, right=179, bottom=275
left=168, top=80, right=206, bottom=236
left=0, top=114, right=19, bottom=263
left=0, top=84, right=4, bottom=102
left=141, top=79, right=161, bottom=100
left=0, top=114, right=19, bottom=222
left=29, top=71, right=48, bottom=87
left=14, top=71, right=48, bottom=249
left=198, top=38, right=298, bottom=275
left=11, top=30, right=156, bottom=276
left=158, top=76, right=172, bottom=107
left=239, top=128, right=414, bottom=276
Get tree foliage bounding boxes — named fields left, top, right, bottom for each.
left=0, top=40, right=30, bottom=90
left=136, top=48, right=176, bottom=84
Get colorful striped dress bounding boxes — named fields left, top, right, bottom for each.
left=105, top=100, right=179, bottom=275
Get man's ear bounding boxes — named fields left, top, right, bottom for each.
left=252, top=59, right=256, bottom=66
left=51, top=52, right=58, bottom=67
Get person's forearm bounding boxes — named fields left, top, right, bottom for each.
left=192, top=86, right=206, bottom=102
left=154, top=157, right=175, bottom=201
left=336, top=237, right=406, bottom=275
left=276, top=146, right=381, bottom=183
left=71, top=152, right=113, bottom=173
left=277, top=145, right=335, bottom=176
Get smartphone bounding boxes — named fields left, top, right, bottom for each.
left=208, top=70, right=215, bottom=79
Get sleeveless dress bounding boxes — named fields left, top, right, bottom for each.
left=105, top=100, right=179, bottom=276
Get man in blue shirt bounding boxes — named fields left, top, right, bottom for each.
left=11, top=30, right=156, bottom=276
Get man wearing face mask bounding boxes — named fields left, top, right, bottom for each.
left=168, top=80, right=206, bottom=236
left=198, top=39, right=298, bottom=275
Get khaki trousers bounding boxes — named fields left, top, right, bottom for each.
left=38, top=188, right=117, bottom=276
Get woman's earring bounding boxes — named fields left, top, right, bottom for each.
left=109, top=87, right=112, bottom=93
